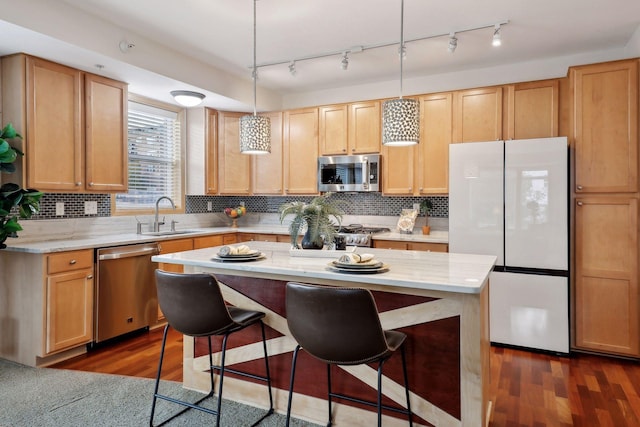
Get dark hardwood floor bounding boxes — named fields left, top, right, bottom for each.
left=52, top=327, right=640, bottom=426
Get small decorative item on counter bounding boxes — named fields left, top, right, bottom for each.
left=420, top=199, right=433, bottom=235
left=224, top=206, right=246, bottom=228
left=218, top=244, right=253, bottom=256
left=396, top=208, right=418, bottom=234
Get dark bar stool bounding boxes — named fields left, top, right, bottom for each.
left=285, top=281, right=413, bottom=427
left=151, top=270, right=274, bottom=426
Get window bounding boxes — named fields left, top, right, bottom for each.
left=115, top=99, right=184, bottom=213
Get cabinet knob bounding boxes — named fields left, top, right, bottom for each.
left=89, top=182, right=94, bottom=187
left=419, top=187, right=423, bottom=191
left=342, top=148, right=347, bottom=152
left=577, top=201, right=583, bottom=206
left=87, top=275, right=93, bottom=279
left=577, top=185, right=583, bottom=191
left=69, top=259, right=77, bottom=265
left=351, top=148, right=355, bottom=152
left=75, top=182, right=82, bottom=186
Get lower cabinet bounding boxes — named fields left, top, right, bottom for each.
left=373, top=240, right=448, bottom=252
left=574, top=196, right=639, bottom=357
left=45, top=250, right=94, bottom=354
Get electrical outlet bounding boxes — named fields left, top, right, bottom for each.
left=56, top=202, right=65, bottom=216
left=240, top=201, right=245, bottom=207
left=413, top=203, right=420, bottom=211
left=84, top=200, right=98, bottom=215
left=207, top=201, right=212, bottom=211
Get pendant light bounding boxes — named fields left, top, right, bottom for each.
left=382, top=0, right=420, bottom=146
left=240, top=0, right=271, bottom=154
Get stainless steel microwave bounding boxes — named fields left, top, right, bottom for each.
left=317, top=154, right=381, bottom=192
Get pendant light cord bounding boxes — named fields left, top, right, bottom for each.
left=399, top=0, right=404, bottom=100
left=252, top=0, right=258, bottom=116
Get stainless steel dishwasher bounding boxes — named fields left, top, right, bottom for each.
left=95, top=243, right=160, bottom=343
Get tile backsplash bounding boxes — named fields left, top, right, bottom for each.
left=23, top=193, right=448, bottom=220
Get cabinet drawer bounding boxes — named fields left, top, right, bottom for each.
left=48, top=250, right=93, bottom=274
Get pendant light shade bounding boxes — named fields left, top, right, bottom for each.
left=382, top=0, right=420, bottom=146
left=240, top=0, right=271, bottom=154
left=240, top=114, right=271, bottom=154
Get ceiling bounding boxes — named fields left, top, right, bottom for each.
left=0, top=0, right=639, bottom=111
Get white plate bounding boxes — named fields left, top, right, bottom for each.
left=211, top=253, right=266, bottom=262
left=327, top=264, right=389, bottom=274
left=330, top=260, right=384, bottom=269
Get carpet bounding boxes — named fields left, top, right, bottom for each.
left=0, top=359, right=320, bottom=427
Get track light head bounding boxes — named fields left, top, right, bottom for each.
left=448, top=32, right=457, bottom=53
left=492, top=24, right=502, bottom=47
left=340, top=52, right=349, bottom=70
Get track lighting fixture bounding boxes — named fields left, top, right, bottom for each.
left=448, top=32, right=457, bottom=53
left=289, top=61, right=297, bottom=76
left=492, top=24, right=502, bottom=47
left=340, top=52, right=349, bottom=70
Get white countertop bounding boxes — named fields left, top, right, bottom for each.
left=152, top=241, right=494, bottom=295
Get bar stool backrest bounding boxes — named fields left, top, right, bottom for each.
left=286, top=282, right=391, bottom=365
left=155, top=270, right=235, bottom=337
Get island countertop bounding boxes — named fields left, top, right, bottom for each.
left=152, top=241, right=495, bottom=295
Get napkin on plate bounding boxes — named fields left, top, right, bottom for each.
left=337, top=253, right=376, bottom=264
left=219, top=244, right=253, bottom=256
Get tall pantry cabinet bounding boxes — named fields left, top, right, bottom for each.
left=572, top=59, right=640, bottom=357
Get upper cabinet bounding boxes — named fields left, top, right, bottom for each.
left=417, top=93, right=453, bottom=195
left=571, top=59, right=638, bottom=194
left=253, top=111, right=284, bottom=195
left=319, top=101, right=380, bottom=155
left=284, top=108, right=318, bottom=195
left=505, top=79, right=559, bottom=140
left=1, top=54, right=128, bottom=192
left=452, top=87, right=503, bottom=143
left=217, top=111, right=251, bottom=195
left=204, top=108, right=218, bottom=194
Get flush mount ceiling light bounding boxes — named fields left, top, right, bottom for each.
left=382, top=0, right=420, bottom=147
left=170, top=90, right=205, bottom=107
left=448, top=32, right=458, bottom=53
left=240, top=0, right=271, bottom=155
left=492, top=24, right=502, bottom=47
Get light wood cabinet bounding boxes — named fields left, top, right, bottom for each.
left=45, top=250, right=94, bottom=354
left=283, top=107, right=319, bottom=194
left=218, top=111, right=251, bottom=195
left=373, top=240, right=448, bottom=252
left=205, top=108, right=218, bottom=194
left=319, top=101, right=381, bottom=155
left=0, top=54, right=127, bottom=192
left=571, top=59, right=638, bottom=193
left=574, top=197, right=639, bottom=357
left=382, top=144, right=415, bottom=195
left=453, top=86, right=503, bottom=143
left=253, top=111, right=284, bottom=194
left=417, top=93, right=452, bottom=195
left=193, top=233, right=237, bottom=249
left=505, top=79, right=559, bottom=140
left=157, top=238, right=194, bottom=274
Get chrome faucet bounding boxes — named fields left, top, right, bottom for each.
left=154, top=196, right=176, bottom=232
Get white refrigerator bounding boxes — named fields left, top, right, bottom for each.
left=449, top=137, right=569, bottom=353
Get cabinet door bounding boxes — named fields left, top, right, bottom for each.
left=417, top=93, right=452, bottom=194
left=348, top=101, right=381, bottom=154
left=382, top=144, right=415, bottom=195
left=319, top=104, right=348, bottom=155
left=85, top=73, right=128, bottom=192
left=572, top=60, right=638, bottom=193
left=253, top=111, right=284, bottom=194
left=284, top=108, right=318, bottom=194
left=218, top=111, right=251, bottom=194
left=408, top=242, right=448, bottom=252
left=575, top=197, right=639, bottom=356
left=46, top=269, right=93, bottom=353
left=373, top=240, right=408, bottom=250
left=26, top=56, right=83, bottom=190
left=505, top=79, right=558, bottom=140
left=205, top=108, right=218, bottom=194
left=452, top=87, right=503, bottom=143
left=157, top=238, right=194, bottom=273
left=193, top=235, right=224, bottom=249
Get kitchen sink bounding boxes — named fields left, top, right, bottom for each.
left=141, top=230, right=201, bottom=236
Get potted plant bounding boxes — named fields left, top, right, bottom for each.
left=279, top=193, right=346, bottom=249
left=0, top=123, right=43, bottom=249
left=419, top=199, right=433, bottom=235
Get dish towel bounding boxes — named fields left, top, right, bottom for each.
left=218, top=244, right=252, bottom=256
left=338, top=253, right=375, bottom=264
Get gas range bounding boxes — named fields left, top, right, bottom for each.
left=336, top=224, right=390, bottom=247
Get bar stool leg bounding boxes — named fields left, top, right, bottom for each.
left=401, top=345, right=413, bottom=426
left=259, top=320, right=274, bottom=413
left=150, top=324, right=170, bottom=426
left=285, top=345, right=302, bottom=427
left=327, top=364, right=333, bottom=427
left=377, top=360, right=385, bottom=427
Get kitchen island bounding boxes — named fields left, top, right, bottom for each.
left=153, top=241, right=495, bottom=427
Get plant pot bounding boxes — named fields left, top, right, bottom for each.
left=301, top=228, right=324, bottom=250
left=422, top=225, right=431, bottom=235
